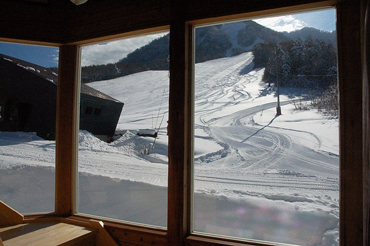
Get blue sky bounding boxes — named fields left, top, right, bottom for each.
left=0, top=43, right=59, bottom=68
left=0, top=8, right=335, bottom=68
left=254, top=8, right=336, bottom=32
left=293, top=9, right=336, bottom=32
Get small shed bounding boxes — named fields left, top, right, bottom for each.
left=0, top=53, right=124, bottom=140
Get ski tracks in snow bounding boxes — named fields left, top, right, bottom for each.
left=193, top=53, right=339, bottom=217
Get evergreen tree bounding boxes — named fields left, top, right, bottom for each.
left=290, top=38, right=304, bottom=75
left=252, top=43, right=274, bottom=68
left=264, top=44, right=289, bottom=86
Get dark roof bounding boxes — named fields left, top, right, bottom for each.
left=80, top=84, right=121, bottom=103
left=0, top=53, right=58, bottom=85
left=0, top=53, right=122, bottom=103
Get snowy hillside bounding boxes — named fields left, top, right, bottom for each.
left=0, top=52, right=339, bottom=245
left=90, top=52, right=339, bottom=245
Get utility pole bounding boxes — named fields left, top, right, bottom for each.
left=276, top=69, right=281, bottom=116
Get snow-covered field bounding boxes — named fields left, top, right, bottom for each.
left=0, top=52, right=339, bottom=245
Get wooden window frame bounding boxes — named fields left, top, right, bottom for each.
left=10, top=0, right=364, bottom=245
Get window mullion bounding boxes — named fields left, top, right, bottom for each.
left=55, top=45, right=81, bottom=216
left=168, top=0, right=194, bottom=244
left=336, top=1, right=364, bottom=245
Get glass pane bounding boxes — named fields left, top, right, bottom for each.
left=77, top=33, right=169, bottom=227
left=193, top=9, right=339, bottom=245
left=0, top=43, right=59, bottom=213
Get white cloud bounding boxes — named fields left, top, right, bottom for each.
left=254, top=15, right=306, bottom=33
left=52, top=49, right=59, bottom=66
left=81, top=33, right=167, bottom=66
left=79, top=14, right=323, bottom=67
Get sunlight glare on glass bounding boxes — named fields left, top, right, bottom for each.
left=193, top=8, right=338, bottom=245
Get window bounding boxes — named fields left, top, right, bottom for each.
left=0, top=104, right=3, bottom=119
left=76, top=32, right=170, bottom=227
left=192, top=8, right=339, bottom=245
left=94, top=108, right=102, bottom=116
left=0, top=1, right=365, bottom=245
left=85, top=106, right=93, bottom=115
left=0, top=42, right=59, bottom=213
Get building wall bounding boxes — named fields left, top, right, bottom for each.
left=0, top=58, right=123, bottom=140
left=0, top=58, right=57, bottom=138
left=80, top=93, right=123, bottom=138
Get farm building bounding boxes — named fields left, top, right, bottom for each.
left=0, top=53, right=123, bottom=140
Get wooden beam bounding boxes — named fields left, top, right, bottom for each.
left=55, top=45, right=81, bottom=216
left=0, top=200, right=24, bottom=227
left=337, top=0, right=364, bottom=245
left=167, top=0, right=194, bottom=245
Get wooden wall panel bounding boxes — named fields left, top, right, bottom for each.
left=0, top=0, right=66, bottom=44
left=186, top=235, right=263, bottom=246
left=67, top=0, right=168, bottom=26
left=65, top=0, right=338, bottom=44
left=64, top=0, right=171, bottom=44
left=67, top=9, right=170, bottom=44
left=105, top=224, right=167, bottom=246
left=337, top=0, right=364, bottom=245
left=0, top=0, right=339, bottom=44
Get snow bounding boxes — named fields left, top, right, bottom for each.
left=16, top=63, right=36, bottom=72
left=254, top=15, right=306, bottom=32
left=254, top=104, right=338, bottom=154
left=0, top=52, right=339, bottom=245
left=220, top=21, right=266, bottom=56
left=220, top=22, right=247, bottom=56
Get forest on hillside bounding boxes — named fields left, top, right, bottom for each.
left=252, top=36, right=338, bottom=115
left=78, top=21, right=336, bottom=84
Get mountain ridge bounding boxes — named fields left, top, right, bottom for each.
left=81, top=21, right=336, bottom=83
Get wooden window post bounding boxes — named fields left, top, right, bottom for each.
left=337, top=1, right=364, bottom=245
left=168, top=0, right=194, bottom=245
left=363, top=0, right=370, bottom=244
left=56, top=45, right=81, bottom=217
